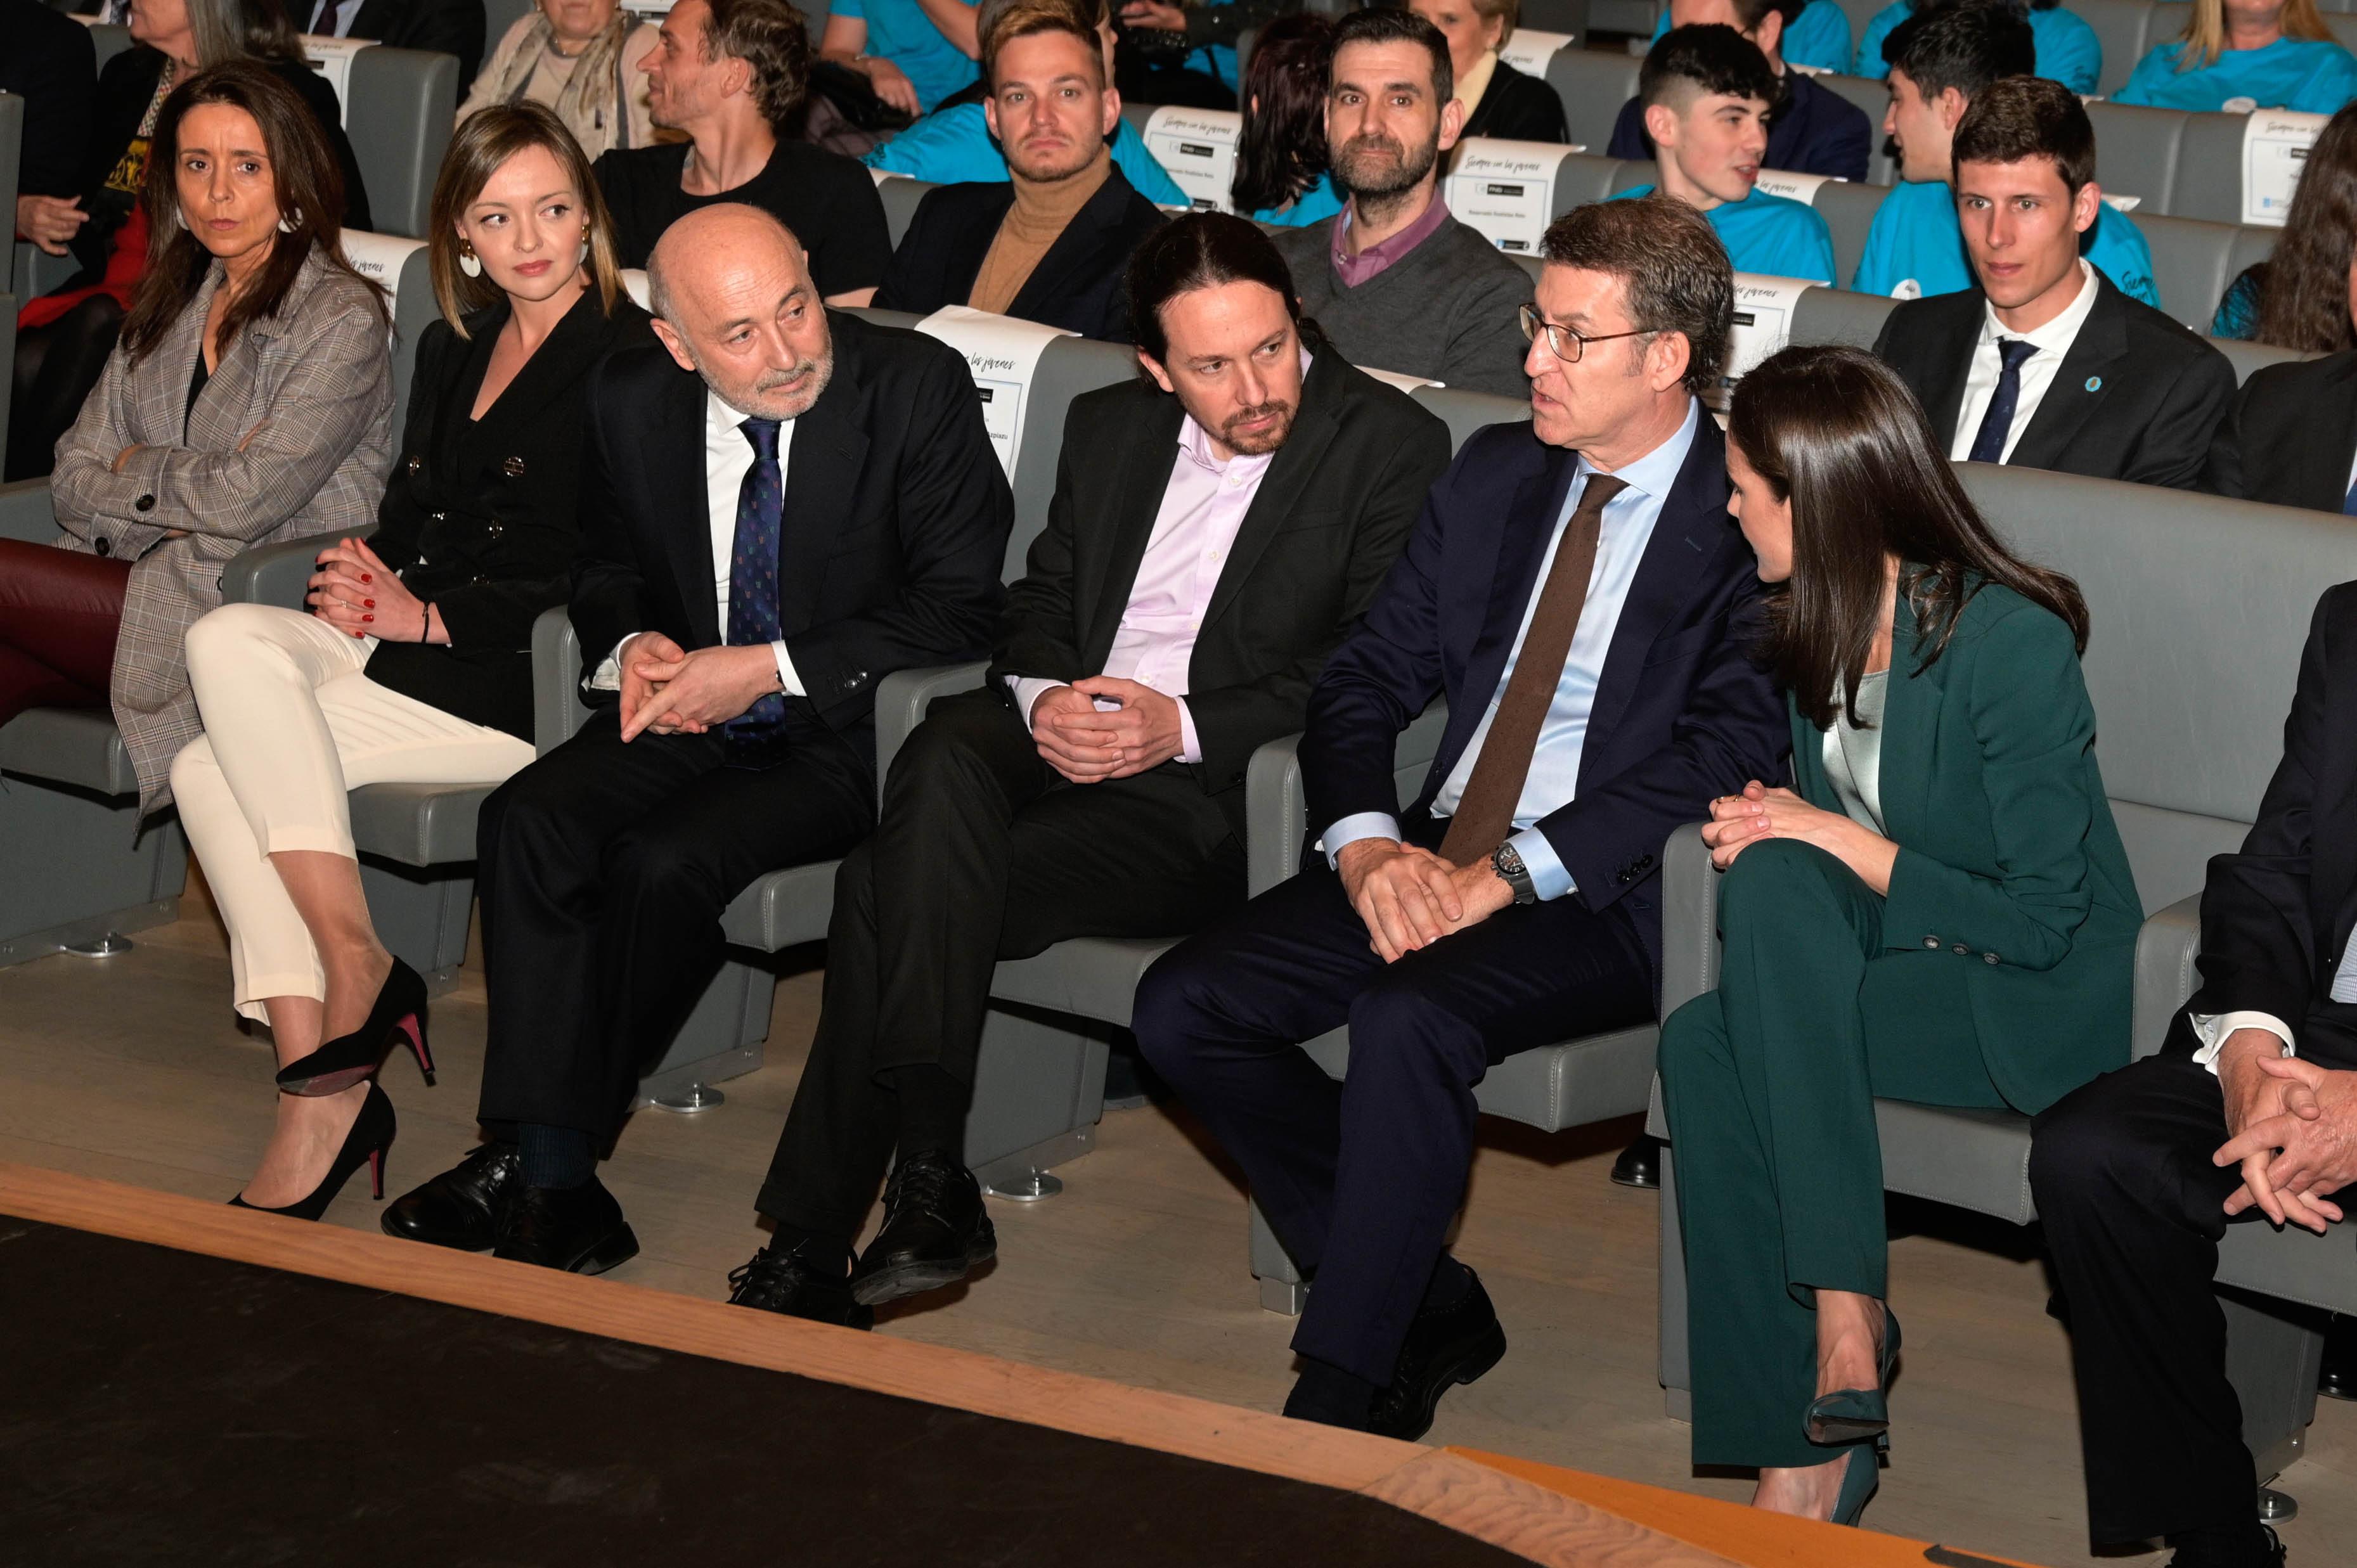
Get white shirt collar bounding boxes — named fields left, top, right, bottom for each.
left=1577, top=395, right=1702, bottom=501
left=1977, top=259, right=2100, bottom=354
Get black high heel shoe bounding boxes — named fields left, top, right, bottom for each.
left=229, top=1083, right=397, bottom=1223
left=276, top=958, right=433, bottom=1097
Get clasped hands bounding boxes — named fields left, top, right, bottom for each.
left=1702, top=780, right=1899, bottom=894
left=307, top=537, right=442, bottom=643
left=617, top=631, right=781, bottom=741
left=1029, top=678, right=1185, bottom=783
left=1336, top=839, right=1513, bottom=965
left=2213, top=1030, right=2357, bottom=1234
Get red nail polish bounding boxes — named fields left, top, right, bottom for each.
left=364, top=599, right=375, bottom=608
left=363, top=615, right=373, bottom=622
left=361, top=573, right=372, bottom=582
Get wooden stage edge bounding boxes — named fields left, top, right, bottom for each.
left=0, top=1162, right=2037, bottom=1568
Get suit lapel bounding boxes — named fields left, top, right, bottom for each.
left=1920, top=293, right=1982, bottom=447
left=1459, top=447, right=1579, bottom=721
left=465, top=291, right=614, bottom=463
left=775, top=331, right=870, bottom=636
left=652, top=368, right=720, bottom=647
left=2304, top=355, right=2357, bottom=512
left=1007, top=165, right=1132, bottom=325
left=2007, top=275, right=2128, bottom=471
left=1876, top=586, right=1945, bottom=849
left=1082, top=392, right=1188, bottom=667
left=948, top=185, right=1019, bottom=306
left=1198, top=348, right=1346, bottom=634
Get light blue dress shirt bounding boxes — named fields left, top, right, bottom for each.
left=1323, top=397, right=1703, bottom=901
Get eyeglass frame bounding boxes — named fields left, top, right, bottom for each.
left=1518, top=302, right=1653, bottom=364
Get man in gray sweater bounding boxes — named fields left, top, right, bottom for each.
left=1270, top=8, right=1535, bottom=399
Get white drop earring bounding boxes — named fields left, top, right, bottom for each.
left=458, top=243, right=482, bottom=279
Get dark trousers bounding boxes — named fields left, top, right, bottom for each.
left=756, top=688, right=1246, bottom=1237
left=1130, top=817, right=1654, bottom=1387
left=474, top=707, right=875, bottom=1138
left=0, top=537, right=129, bottom=726
left=2030, top=1013, right=2357, bottom=1545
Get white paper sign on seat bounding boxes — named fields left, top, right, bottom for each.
left=2243, top=109, right=2328, bottom=226
left=1142, top=106, right=1243, bottom=213
left=1497, top=29, right=1574, bottom=73
left=916, top=305, right=1079, bottom=484
left=297, top=35, right=369, bottom=125
left=1713, top=273, right=1819, bottom=408
left=1445, top=138, right=1580, bottom=254
left=1752, top=169, right=1844, bottom=205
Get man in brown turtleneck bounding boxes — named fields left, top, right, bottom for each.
left=873, top=0, right=1168, bottom=341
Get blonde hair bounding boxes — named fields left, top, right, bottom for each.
left=2174, top=0, right=2336, bottom=72
left=1468, top=0, right=1519, bottom=48
left=428, top=102, right=624, bottom=334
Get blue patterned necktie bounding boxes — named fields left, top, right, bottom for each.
left=723, top=417, right=786, bottom=764
left=1966, top=338, right=2039, bottom=465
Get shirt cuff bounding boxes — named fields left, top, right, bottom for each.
left=1509, top=826, right=1575, bottom=902
left=2187, top=1010, right=2297, bottom=1076
left=1322, top=812, right=1402, bottom=869
left=1175, top=697, right=1201, bottom=765
left=1007, top=675, right=1063, bottom=728
left=772, top=639, right=803, bottom=697
left=586, top=632, right=640, bottom=693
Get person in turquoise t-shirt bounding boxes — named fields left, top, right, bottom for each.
left=1856, top=1, right=2159, bottom=303
left=867, top=101, right=1189, bottom=204
left=1648, top=0, right=1852, bottom=74
left=1248, top=169, right=1346, bottom=226
left=1618, top=25, right=1837, bottom=283
left=2115, top=0, right=2357, bottom=113
left=1852, top=1, right=2102, bottom=96
left=823, top=0, right=983, bottom=115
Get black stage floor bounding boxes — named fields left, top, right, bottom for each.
left=1, top=1219, right=1531, bottom=1567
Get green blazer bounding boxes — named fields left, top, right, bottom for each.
left=1790, top=578, right=2141, bottom=1114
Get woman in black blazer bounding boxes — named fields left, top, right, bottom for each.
left=170, top=105, right=654, bottom=1220
left=1408, top=0, right=1570, bottom=143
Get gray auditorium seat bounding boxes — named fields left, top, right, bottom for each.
left=1810, top=75, right=1899, bottom=186
left=2076, top=0, right=2162, bottom=97
left=1566, top=0, right=1644, bottom=34
left=1547, top=151, right=1630, bottom=209
left=1406, top=385, right=1532, bottom=449
left=2087, top=100, right=2187, bottom=214
left=1649, top=468, right=2357, bottom=1507
left=87, top=21, right=132, bottom=70
left=345, top=46, right=458, bottom=239
left=1545, top=47, right=1643, bottom=151
left=1605, top=157, right=1656, bottom=195
left=2138, top=211, right=2242, bottom=330
left=1788, top=283, right=1897, bottom=349
left=2171, top=107, right=2253, bottom=225
left=484, top=0, right=534, bottom=49
left=0, top=482, right=188, bottom=967
left=2225, top=221, right=2276, bottom=289
left=1812, top=178, right=1892, bottom=285
left=876, top=175, right=936, bottom=248
left=2212, top=336, right=2315, bottom=385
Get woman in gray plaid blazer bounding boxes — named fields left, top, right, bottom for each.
left=0, top=62, right=392, bottom=818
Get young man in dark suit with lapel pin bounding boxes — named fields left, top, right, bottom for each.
left=1130, top=196, right=1788, bottom=1439
left=726, top=213, right=1452, bottom=1327
left=382, top=204, right=1012, bottom=1273
left=2206, top=345, right=2357, bottom=515
left=2031, top=585, right=2357, bottom=1568
left=874, top=0, right=1168, bottom=342
left=1871, top=76, right=2233, bottom=491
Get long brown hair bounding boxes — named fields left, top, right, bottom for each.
left=427, top=102, right=624, bottom=334
left=121, top=61, right=385, bottom=364
left=2252, top=100, right=2357, bottom=354
left=1729, top=344, right=2089, bottom=730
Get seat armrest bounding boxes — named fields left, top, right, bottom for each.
left=0, top=479, right=57, bottom=544
left=1246, top=732, right=1306, bottom=897
left=531, top=606, right=590, bottom=755
left=1659, top=822, right=1719, bottom=1018
left=873, top=661, right=990, bottom=799
left=219, top=526, right=374, bottom=610
left=2133, top=894, right=2202, bottom=1063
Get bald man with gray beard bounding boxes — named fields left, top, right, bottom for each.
left=382, top=205, right=1012, bottom=1275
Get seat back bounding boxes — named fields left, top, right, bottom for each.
left=2212, top=334, right=2315, bottom=383
left=484, top=0, right=534, bottom=49
left=1956, top=466, right=2357, bottom=911
left=874, top=173, right=936, bottom=247
left=2171, top=108, right=2254, bottom=224
left=1408, top=385, right=1531, bottom=453
left=345, top=46, right=459, bottom=238
left=1606, top=157, right=1657, bottom=195
left=1543, top=48, right=1643, bottom=152
left=1498, top=25, right=1584, bottom=75
left=1005, top=334, right=1139, bottom=574
left=1445, top=141, right=1605, bottom=255
left=2077, top=0, right=2164, bottom=96
left=2087, top=100, right=2187, bottom=215
left=87, top=22, right=134, bottom=71
left=1546, top=150, right=1628, bottom=209
left=1811, top=74, right=1899, bottom=186
left=2225, top=221, right=2277, bottom=284
left=337, top=231, right=434, bottom=440
left=2136, top=211, right=2241, bottom=330
left=1811, top=177, right=1893, bottom=285
left=1788, top=283, right=1898, bottom=349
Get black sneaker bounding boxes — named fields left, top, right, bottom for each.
left=491, top=1175, right=640, bottom=1275
left=382, top=1141, right=521, bottom=1252
left=849, top=1150, right=996, bottom=1308
left=727, top=1242, right=874, bottom=1330
left=1367, top=1266, right=1507, bottom=1442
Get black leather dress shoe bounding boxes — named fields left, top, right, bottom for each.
left=382, top=1142, right=522, bottom=1252
left=492, top=1176, right=640, bottom=1275
left=1367, top=1267, right=1508, bottom=1442
left=727, top=1242, right=874, bottom=1330
left=1610, top=1135, right=1661, bottom=1190
left=2320, top=1314, right=2356, bottom=1401
left=850, top=1150, right=996, bottom=1308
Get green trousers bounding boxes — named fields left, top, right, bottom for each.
left=1658, top=837, right=2007, bottom=1468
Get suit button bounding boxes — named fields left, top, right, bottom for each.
left=470, top=574, right=486, bottom=584
left=501, top=456, right=526, bottom=478
left=486, top=522, right=504, bottom=538
left=432, top=510, right=446, bottom=522
left=1951, top=944, right=1968, bottom=956
left=1984, top=952, right=1999, bottom=965
left=1639, top=852, right=1655, bottom=868
left=134, top=494, right=155, bottom=512
left=1922, top=936, right=1939, bottom=949
left=405, top=455, right=421, bottom=475
left=94, top=537, right=112, bottom=556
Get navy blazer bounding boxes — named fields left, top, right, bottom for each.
left=1608, top=68, right=1871, bottom=183
left=1299, top=413, right=1787, bottom=984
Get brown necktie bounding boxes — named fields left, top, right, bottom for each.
left=1437, top=473, right=1627, bottom=866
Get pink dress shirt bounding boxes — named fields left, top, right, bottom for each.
left=1329, top=193, right=1456, bottom=288
left=1009, top=395, right=1290, bottom=763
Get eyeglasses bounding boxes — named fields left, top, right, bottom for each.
left=1518, top=304, right=1650, bottom=364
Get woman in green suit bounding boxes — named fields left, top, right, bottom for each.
left=1659, top=344, right=2140, bottom=1527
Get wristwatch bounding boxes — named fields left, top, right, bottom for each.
left=1491, top=841, right=1537, bottom=906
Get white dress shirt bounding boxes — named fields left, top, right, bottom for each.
left=1947, top=259, right=2102, bottom=465
left=1323, top=396, right=1704, bottom=901
left=590, top=390, right=801, bottom=695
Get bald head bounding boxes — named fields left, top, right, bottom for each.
left=647, top=203, right=835, bottom=420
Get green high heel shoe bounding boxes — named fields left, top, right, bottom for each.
left=1830, top=1437, right=1883, bottom=1527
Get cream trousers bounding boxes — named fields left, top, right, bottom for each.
left=172, top=603, right=536, bottom=1022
